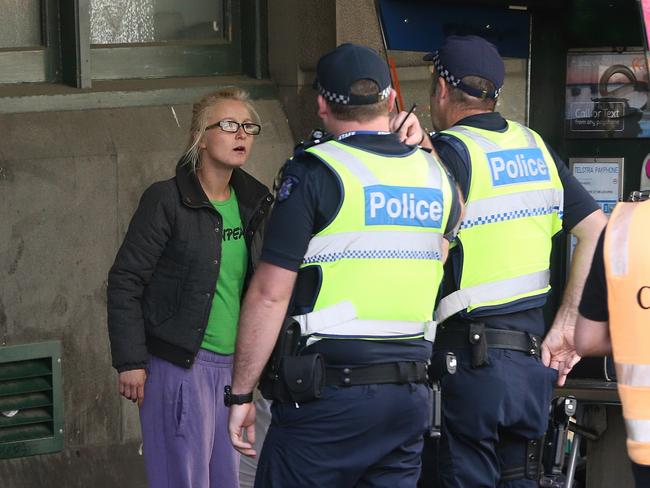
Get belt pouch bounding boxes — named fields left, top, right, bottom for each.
left=429, top=351, right=457, bottom=381
left=259, top=318, right=301, bottom=400
left=469, top=323, right=490, bottom=368
left=281, top=353, right=325, bottom=403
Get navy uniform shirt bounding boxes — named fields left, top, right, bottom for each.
left=578, top=229, right=608, bottom=321
left=432, top=112, right=600, bottom=337
left=261, top=132, right=462, bottom=366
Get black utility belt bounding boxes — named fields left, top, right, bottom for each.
left=258, top=318, right=429, bottom=404
left=262, top=357, right=428, bottom=404
left=434, top=323, right=541, bottom=368
left=325, top=361, right=428, bottom=387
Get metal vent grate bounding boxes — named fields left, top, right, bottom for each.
left=0, top=341, right=63, bottom=459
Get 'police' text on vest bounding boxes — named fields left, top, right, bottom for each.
left=487, top=148, right=550, bottom=187
left=364, top=185, right=444, bottom=228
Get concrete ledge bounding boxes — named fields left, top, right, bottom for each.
left=0, top=76, right=277, bottom=114
left=0, top=440, right=147, bottom=488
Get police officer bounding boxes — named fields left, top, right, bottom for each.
left=392, top=35, right=607, bottom=487
left=227, top=43, right=462, bottom=487
left=576, top=201, right=650, bottom=488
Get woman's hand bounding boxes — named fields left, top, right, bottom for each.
left=118, top=369, right=147, bottom=407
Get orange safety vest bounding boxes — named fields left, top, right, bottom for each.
left=604, top=200, right=650, bottom=466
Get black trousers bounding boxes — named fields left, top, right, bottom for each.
left=419, top=348, right=557, bottom=487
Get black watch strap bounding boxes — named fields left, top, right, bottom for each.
left=224, top=385, right=253, bottom=406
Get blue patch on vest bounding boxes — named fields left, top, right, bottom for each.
left=487, top=148, right=551, bottom=186
left=364, top=185, right=444, bottom=228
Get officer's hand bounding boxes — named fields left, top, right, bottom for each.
left=390, top=110, right=430, bottom=147
left=229, top=402, right=257, bottom=457
left=541, top=324, right=581, bottom=387
left=118, top=369, right=147, bottom=407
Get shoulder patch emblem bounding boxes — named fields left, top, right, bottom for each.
left=276, top=175, right=300, bottom=202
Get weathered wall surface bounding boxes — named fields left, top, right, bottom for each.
left=268, top=0, right=337, bottom=140
left=269, top=0, right=387, bottom=141
left=0, top=99, right=292, bottom=487
left=269, top=0, right=528, bottom=142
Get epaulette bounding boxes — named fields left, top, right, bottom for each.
left=292, top=129, right=333, bottom=158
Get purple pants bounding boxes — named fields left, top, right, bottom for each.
left=140, top=350, right=239, bottom=488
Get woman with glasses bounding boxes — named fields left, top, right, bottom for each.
left=107, top=87, right=272, bottom=488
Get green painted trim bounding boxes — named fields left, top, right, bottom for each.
left=0, top=50, right=49, bottom=83
left=90, top=43, right=242, bottom=80
left=51, top=342, right=64, bottom=457
left=242, top=0, right=269, bottom=79
left=90, top=1, right=242, bottom=80
left=0, top=0, right=61, bottom=83
left=0, top=341, right=63, bottom=460
left=60, top=0, right=92, bottom=88
left=0, top=341, right=60, bottom=363
left=0, top=77, right=277, bottom=113
left=43, top=0, right=62, bottom=82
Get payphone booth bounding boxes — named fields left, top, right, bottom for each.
left=376, top=1, right=650, bottom=486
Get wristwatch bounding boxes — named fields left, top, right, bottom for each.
left=223, top=385, right=253, bottom=407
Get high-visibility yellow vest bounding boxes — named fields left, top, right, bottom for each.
left=604, top=201, right=650, bottom=466
left=435, top=121, right=564, bottom=323
left=293, top=139, right=454, bottom=342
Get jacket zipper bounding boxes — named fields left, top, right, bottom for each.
left=198, top=210, right=223, bottom=343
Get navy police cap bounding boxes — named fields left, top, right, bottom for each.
left=313, top=43, right=392, bottom=105
left=424, top=35, right=505, bottom=99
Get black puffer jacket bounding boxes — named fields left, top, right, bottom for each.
left=107, top=161, right=273, bottom=372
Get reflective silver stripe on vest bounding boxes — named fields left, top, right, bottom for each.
left=313, top=141, right=444, bottom=189
left=446, top=122, right=539, bottom=151
left=509, top=121, right=538, bottom=148
left=608, top=203, right=635, bottom=276
left=460, top=188, right=564, bottom=230
left=435, top=269, right=551, bottom=323
left=626, top=419, right=650, bottom=443
left=445, top=126, right=501, bottom=151
left=303, top=231, right=444, bottom=264
left=292, top=300, right=436, bottom=340
left=311, top=142, right=378, bottom=185
left=422, top=150, right=443, bottom=188
left=616, top=363, right=650, bottom=387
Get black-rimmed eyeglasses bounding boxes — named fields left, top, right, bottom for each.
left=206, top=119, right=261, bottom=135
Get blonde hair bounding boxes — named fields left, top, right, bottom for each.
left=184, top=87, right=260, bottom=171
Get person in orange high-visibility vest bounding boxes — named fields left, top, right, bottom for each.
left=576, top=200, right=650, bottom=488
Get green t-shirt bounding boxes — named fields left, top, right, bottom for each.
left=201, top=188, right=248, bottom=355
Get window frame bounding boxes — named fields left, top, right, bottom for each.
left=88, top=1, right=241, bottom=80
left=0, top=0, right=61, bottom=84
left=0, top=0, right=267, bottom=89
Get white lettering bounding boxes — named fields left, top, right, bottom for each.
left=491, top=156, right=505, bottom=180
left=489, top=151, right=549, bottom=184
left=369, top=192, right=385, bottom=218
left=416, top=200, right=429, bottom=220
left=506, top=159, right=518, bottom=178
left=516, top=154, right=528, bottom=177
left=429, top=201, right=442, bottom=221
left=386, top=198, right=401, bottom=218
left=367, top=188, right=443, bottom=226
